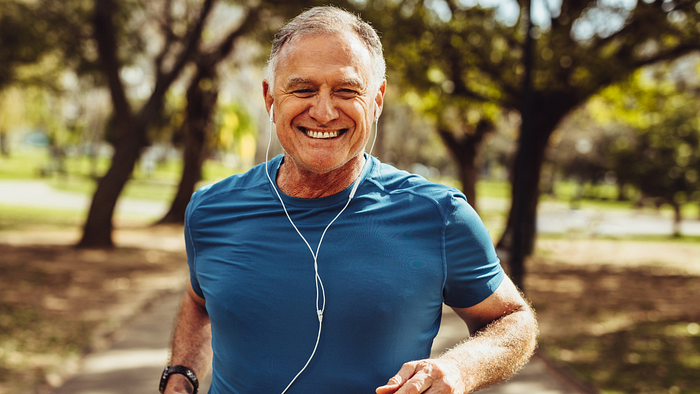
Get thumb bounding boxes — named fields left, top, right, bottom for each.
left=376, top=374, right=403, bottom=394
left=376, top=361, right=418, bottom=394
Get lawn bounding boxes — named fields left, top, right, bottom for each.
left=0, top=150, right=246, bottom=205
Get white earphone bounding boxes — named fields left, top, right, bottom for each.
left=265, top=99, right=379, bottom=394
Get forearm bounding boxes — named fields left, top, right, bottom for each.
left=165, top=289, right=213, bottom=394
left=438, top=306, right=538, bottom=393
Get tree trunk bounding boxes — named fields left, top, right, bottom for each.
left=496, top=94, right=578, bottom=288
left=438, top=119, right=493, bottom=212
left=78, top=121, right=146, bottom=247
left=77, top=0, right=214, bottom=247
left=156, top=7, right=260, bottom=224
left=157, top=68, right=218, bottom=224
left=616, top=180, right=628, bottom=201
left=0, top=130, right=8, bottom=157
left=672, top=202, right=682, bottom=237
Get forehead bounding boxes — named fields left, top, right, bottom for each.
left=275, top=31, right=373, bottom=88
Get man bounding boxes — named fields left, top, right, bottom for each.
left=161, top=6, right=537, bottom=394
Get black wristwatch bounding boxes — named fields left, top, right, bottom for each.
left=159, top=365, right=199, bottom=394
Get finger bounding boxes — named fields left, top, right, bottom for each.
left=376, top=361, right=419, bottom=393
left=394, top=370, right=433, bottom=394
left=375, top=383, right=400, bottom=394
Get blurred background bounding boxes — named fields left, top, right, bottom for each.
left=1, top=0, right=699, bottom=393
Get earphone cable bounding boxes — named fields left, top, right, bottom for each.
left=265, top=109, right=378, bottom=394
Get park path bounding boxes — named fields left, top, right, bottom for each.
left=0, top=180, right=167, bottom=220
left=50, top=292, right=589, bottom=394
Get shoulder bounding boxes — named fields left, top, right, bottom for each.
left=367, top=158, right=468, bottom=211
left=187, top=160, right=272, bottom=213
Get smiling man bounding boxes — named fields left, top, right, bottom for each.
left=161, top=6, right=537, bottom=394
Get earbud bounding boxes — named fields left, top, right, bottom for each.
left=270, top=104, right=274, bottom=122
left=374, top=103, right=380, bottom=122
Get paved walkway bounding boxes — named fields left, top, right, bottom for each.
left=50, top=292, right=591, bottom=394
left=0, top=180, right=167, bottom=220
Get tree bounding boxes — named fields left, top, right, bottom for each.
left=78, top=0, right=218, bottom=248
left=0, top=0, right=95, bottom=156
left=156, top=0, right=334, bottom=224
left=157, top=6, right=262, bottom=224
left=590, top=67, right=700, bottom=236
left=373, top=4, right=506, bottom=210
left=364, top=0, right=700, bottom=287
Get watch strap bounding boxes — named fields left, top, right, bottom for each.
left=159, top=365, right=199, bottom=394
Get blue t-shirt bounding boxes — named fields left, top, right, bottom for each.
left=185, top=155, right=504, bottom=394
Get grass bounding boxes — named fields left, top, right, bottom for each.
left=0, top=204, right=84, bottom=231
left=0, top=150, right=246, bottom=204
left=476, top=179, right=512, bottom=199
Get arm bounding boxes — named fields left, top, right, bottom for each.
left=376, top=277, right=538, bottom=394
left=165, top=283, right=213, bottom=394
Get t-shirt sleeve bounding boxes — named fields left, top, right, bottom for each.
left=443, top=193, right=505, bottom=308
left=184, top=189, right=205, bottom=299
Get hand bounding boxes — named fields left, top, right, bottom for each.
left=376, top=359, right=466, bottom=394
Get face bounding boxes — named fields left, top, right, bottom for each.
left=263, top=31, right=385, bottom=176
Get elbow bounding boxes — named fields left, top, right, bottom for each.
left=519, top=304, right=539, bottom=360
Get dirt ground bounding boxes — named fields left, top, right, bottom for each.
left=0, top=225, right=189, bottom=394
left=530, top=238, right=700, bottom=338
left=1, top=228, right=699, bottom=393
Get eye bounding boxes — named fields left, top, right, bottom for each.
left=336, top=89, right=359, bottom=98
left=292, top=89, right=316, bottom=98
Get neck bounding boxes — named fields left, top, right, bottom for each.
left=277, top=154, right=366, bottom=199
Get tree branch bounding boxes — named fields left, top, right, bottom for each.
left=138, top=0, right=216, bottom=124
left=92, top=0, right=132, bottom=121
left=154, top=0, right=177, bottom=77
left=200, top=6, right=262, bottom=67
left=632, top=43, right=700, bottom=69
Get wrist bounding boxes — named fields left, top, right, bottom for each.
left=165, top=374, right=196, bottom=394
left=160, top=365, right=199, bottom=394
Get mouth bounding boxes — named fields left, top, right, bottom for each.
left=299, top=127, right=348, bottom=139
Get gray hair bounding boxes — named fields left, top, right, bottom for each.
left=266, top=6, right=386, bottom=92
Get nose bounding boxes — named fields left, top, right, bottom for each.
left=308, top=94, right=339, bottom=124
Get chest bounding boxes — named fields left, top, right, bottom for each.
left=191, top=200, right=446, bottom=328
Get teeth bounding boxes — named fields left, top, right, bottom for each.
left=306, top=130, right=339, bottom=139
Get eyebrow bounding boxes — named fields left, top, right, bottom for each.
left=284, top=77, right=314, bottom=89
left=283, top=77, right=365, bottom=90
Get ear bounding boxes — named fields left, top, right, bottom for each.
left=263, top=79, right=274, bottom=122
left=374, top=80, right=386, bottom=122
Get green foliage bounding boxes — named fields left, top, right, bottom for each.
left=213, top=101, right=256, bottom=152
left=591, top=67, right=700, bottom=208
left=0, top=0, right=96, bottom=91
left=371, top=0, right=700, bottom=114
left=375, top=2, right=509, bottom=132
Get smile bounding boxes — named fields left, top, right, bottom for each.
left=300, top=127, right=347, bottom=139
